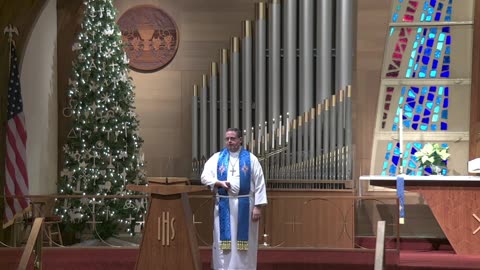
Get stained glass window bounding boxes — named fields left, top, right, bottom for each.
left=388, top=86, right=449, bottom=132
left=381, top=141, right=449, bottom=176
left=377, top=0, right=472, bottom=176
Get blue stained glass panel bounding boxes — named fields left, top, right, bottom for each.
left=441, top=110, right=448, bottom=119
left=415, top=106, right=423, bottom=114
left=405, top=120, right=412, bottom=128
left=422, top=56, right=429, bottom=64
left=393, top=13, right=399, bottom=22
left=438, top=33, right=445, bottom=42
left=438, top=86, right=444, bottom=95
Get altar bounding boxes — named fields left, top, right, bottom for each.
left=360, top=175, right=480, bottom=255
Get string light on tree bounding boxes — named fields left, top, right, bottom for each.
left=55, top=0, right=147, bottom=240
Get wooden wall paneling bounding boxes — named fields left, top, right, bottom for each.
left=354, top=1, right=390, bottom=184
left=190, top=191, right=355, bottom=249
left=266, top=191, right=354, bottom=248
left=470, top=2, right=480, bottom=159
left=0, top=0, right=47, bottom=240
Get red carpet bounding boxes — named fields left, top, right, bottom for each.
left=0, top=245, right=479, bottom=269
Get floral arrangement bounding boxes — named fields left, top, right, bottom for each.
left=414, top=143, right=450, bottom=168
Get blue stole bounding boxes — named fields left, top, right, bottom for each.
left=217, top=147, right=251, bottom=250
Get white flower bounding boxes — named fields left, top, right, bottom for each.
left=414, top=143, right=450, bottom=167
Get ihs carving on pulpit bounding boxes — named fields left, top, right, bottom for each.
left=158, top=211, right=176, bottom=246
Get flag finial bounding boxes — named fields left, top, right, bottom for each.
left=3, top=24, right=19, bottom=43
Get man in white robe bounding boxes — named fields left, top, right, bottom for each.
left=201, top=128, right=267, bottom=270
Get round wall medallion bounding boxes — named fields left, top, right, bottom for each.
left=118, top=5, right=179, bottom=72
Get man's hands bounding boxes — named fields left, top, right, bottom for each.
left=252, top=206, right=262, bottom=222
left=215, top=181, right=231, bottom=190
left=215, top=181, right=263, bottom=222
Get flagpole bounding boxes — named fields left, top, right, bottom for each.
left=4, top=24, right=18, bottom=74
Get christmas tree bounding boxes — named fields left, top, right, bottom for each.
left=56, top=0, right=147, bottom=240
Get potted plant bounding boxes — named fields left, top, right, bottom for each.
left=414, top=143, right=450, bottom=175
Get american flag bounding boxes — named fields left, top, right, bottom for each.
left=4, top=42, right=29, bottom=228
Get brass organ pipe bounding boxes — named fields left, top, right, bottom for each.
left=219, top=49, right=229, bottom=142
left=297, top=115, right=303, bottom=174
left=335, top=0, right=354, bottom=91
left=230, top=37, right=240, bottom=128
left=210, top=62, right=218, bottom=155
left=317, top=0, right=334, bottom=102
left=303, top=112, right=309, bottom=173
left=292, top=119, right=297, bottom=165
left=337, top=89, right=345, bottom=180
left=200, top=75, right=208, bottom=159
left=345, top=85, right=353, bottom=180
left=309, top=108, right=315, bottom=179
left=283, top=0, right=298, bottom=121
left=299, top=0, right=315, bottom=114
left=315, top=103, right=323, bottom=178
left=330, top=95, right=337, bottom=181
left=255, top=2, right=267, bottom=135
left=242, top=21, right=253, bottom=142
left=268, top=0, right=281, bottom=124
left=323, top=99, right=329, bottom=179
left=192, top=85, right=199, bottom=161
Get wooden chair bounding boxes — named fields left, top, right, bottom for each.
left=28, top=200, right=63, bottom=247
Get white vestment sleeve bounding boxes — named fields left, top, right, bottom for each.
left=201, top=153, right=219, bottom=190
left=250, top=154, right=268, bottom=206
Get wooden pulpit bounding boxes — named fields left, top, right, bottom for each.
left=127, top=177, right=206, bottom=270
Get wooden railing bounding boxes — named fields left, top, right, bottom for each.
left=18, top=217, right=43, bottom=270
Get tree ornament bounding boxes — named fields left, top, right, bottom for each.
left=57, top=0, right=146, bottom=240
